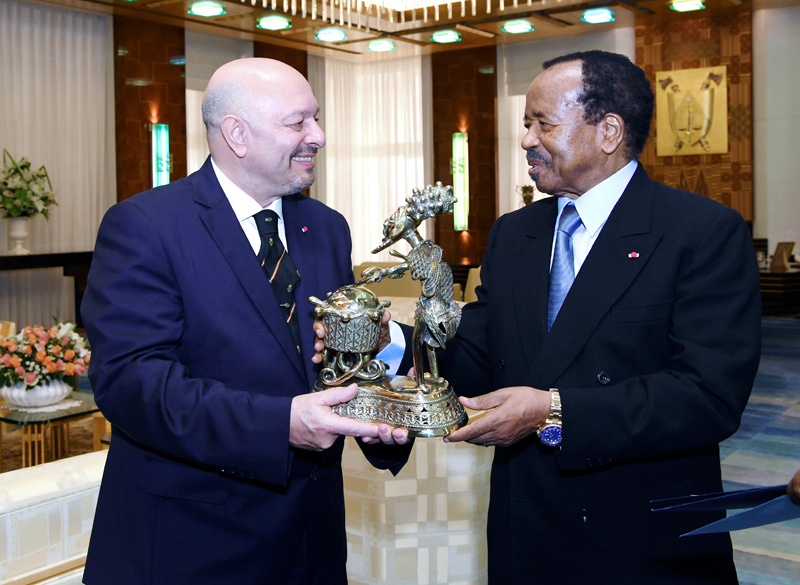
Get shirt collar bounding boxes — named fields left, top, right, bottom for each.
left=210, top=157, right=284, bottom=220
left=559, top=160, right=637, bottom=236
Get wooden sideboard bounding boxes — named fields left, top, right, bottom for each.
left=760, top=269, right=800, bottom=317
left=0, top=252, right=93, bottom=327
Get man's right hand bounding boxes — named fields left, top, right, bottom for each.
left=789, top=467, right=800, bottom=506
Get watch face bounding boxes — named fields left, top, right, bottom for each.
left=539, top=424, right=562, bottom=447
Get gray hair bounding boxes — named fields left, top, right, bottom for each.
left=201, top=80, right=252, bottom=134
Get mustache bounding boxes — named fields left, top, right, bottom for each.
left=526, top=149, right=550, bottom=165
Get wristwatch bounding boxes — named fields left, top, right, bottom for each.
left=536, top=389, right=562, bottom=447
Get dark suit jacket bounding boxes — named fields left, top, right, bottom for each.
left=440, top=164, right=762, bottom=584
left=81, top=158, right=405, bottom=585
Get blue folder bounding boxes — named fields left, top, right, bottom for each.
left=651, top=485, right=800, bottom=536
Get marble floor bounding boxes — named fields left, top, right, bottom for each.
left=721, top=317, right=800, bottom=584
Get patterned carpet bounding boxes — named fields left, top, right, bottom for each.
left=721, top=317, right=800, bottom=585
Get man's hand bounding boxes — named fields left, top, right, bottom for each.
left=788, top=467, right=800, bottom=506
left=311, top=310, right=393, bottom=364
left=311, top=316, right=326, bottom=364
left=444, top=386, right=551, bottom=447
left=289, top=383, right=410, bottom=450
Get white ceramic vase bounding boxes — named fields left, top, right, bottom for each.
left=0, top=379, right=72, bottom=407
left=7, top=217, right=31, bottom=255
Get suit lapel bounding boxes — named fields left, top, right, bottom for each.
left=528, top=165, right=663, bottom=384
left=512, top=199, right=559, bottom=366
left=194, top=160, right=307, bottom=385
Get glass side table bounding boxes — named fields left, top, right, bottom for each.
left=0, top=391, right=99, bottom=468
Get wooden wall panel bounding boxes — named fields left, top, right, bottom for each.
left=113, top=16, right=186, bottom=202
left=637, top=12, right=753, bottom=222
left=431, top=46, right=498, bottom=266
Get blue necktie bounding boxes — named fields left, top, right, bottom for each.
left=547, top=203, right=582, bottom=331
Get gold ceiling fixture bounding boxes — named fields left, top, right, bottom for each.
left=239, top=0, right=567, bottom=31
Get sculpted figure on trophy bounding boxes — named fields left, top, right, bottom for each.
left=310, top=182, right=468, bottom=437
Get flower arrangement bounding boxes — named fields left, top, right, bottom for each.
left=0, top=322, right=90, bottom=388
left=0, top=149, right=57, bottom=219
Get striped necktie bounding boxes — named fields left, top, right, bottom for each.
left=547, top=202, right=583, bottom=331
left=254, top=209, right=302, bottom=354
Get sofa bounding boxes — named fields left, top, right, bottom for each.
left=0, top=450, right=106, bottom=585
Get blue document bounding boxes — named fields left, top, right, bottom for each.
left=650, top=485, right=800, bottom=536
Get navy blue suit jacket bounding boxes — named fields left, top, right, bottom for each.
left=82, top=159, right=402, bottom=585
left=440, top=164, right=762, bottom=584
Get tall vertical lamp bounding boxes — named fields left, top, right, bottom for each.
left=452, top=132, right=469, bottom=231
left=151, top=123, right=171, bottom=187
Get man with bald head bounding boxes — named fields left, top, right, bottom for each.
left=81, top=58, right=408, bottom=585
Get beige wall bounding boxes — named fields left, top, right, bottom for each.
left=753, top=3, right=800, bottom=250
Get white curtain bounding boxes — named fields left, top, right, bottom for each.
left=186, top=89, right=209, bottom=175
left=185, top=30, right=254, bottom=175
left=0, top=0, right=115, bottom=326
left=317, top=55, right=431, bottom=266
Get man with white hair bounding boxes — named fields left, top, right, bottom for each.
left=82, top=58, right=408, bottom=585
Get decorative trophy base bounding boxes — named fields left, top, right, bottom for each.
left=314, top=374, right=468, bottom=438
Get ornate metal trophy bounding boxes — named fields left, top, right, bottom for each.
left=309, top=182, right=468, bottom=438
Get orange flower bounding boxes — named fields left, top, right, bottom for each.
left=45, top=361, right=57, bottom=374
left=64, top=349, right=75, bottom=360
left=51, top=344, right=63, bottom=356
left=36, top=350, right=46, bottom=362
left=65, top=363, right=75, bottom=376
left=9, top=355, right=21, bottom=368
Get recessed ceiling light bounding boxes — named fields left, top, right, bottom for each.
left=188, top=1, right=225, bottom=17
left=502, top=19, right=533, bottom=34
left=431, top=30, right=461, bottom=44
left=367, top=39, right=396, bottom=52
left=258, top=14, right=291, bottom=30
left=316, top=27, right=347, bottom=42
left=670, top=0, right=705, bottom=12
left=582, top=8, right=615, bottom=24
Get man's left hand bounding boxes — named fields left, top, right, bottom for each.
left=311, top=310, right=393, bottom=364
left=445, top=386, right=551, bottom=447
left=361, top=424, right=410, bottom=446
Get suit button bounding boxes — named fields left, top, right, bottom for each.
left=596, top=371, right=611, bottom=385
left=580, top=508, right=590, bottom=523
left=499, top=358, right=505, bottom=370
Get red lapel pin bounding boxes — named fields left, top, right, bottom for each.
left=628, top=251, right=640, bottom=258
left=301, top=226, right=308, bottom=233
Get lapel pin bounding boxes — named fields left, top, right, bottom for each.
left=628, top=251, right=640, bottom=259
left=301, top=226, right=308, bottom=233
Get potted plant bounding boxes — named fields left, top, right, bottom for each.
left=1, top=150, right=57, bottom=255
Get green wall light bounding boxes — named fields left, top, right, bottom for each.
left=452, top=132, right=469, bottom=231
left=151, top=123, right=171, bottom=187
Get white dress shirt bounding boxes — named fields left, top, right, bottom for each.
left=552, top=159, right=638, bottom=275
